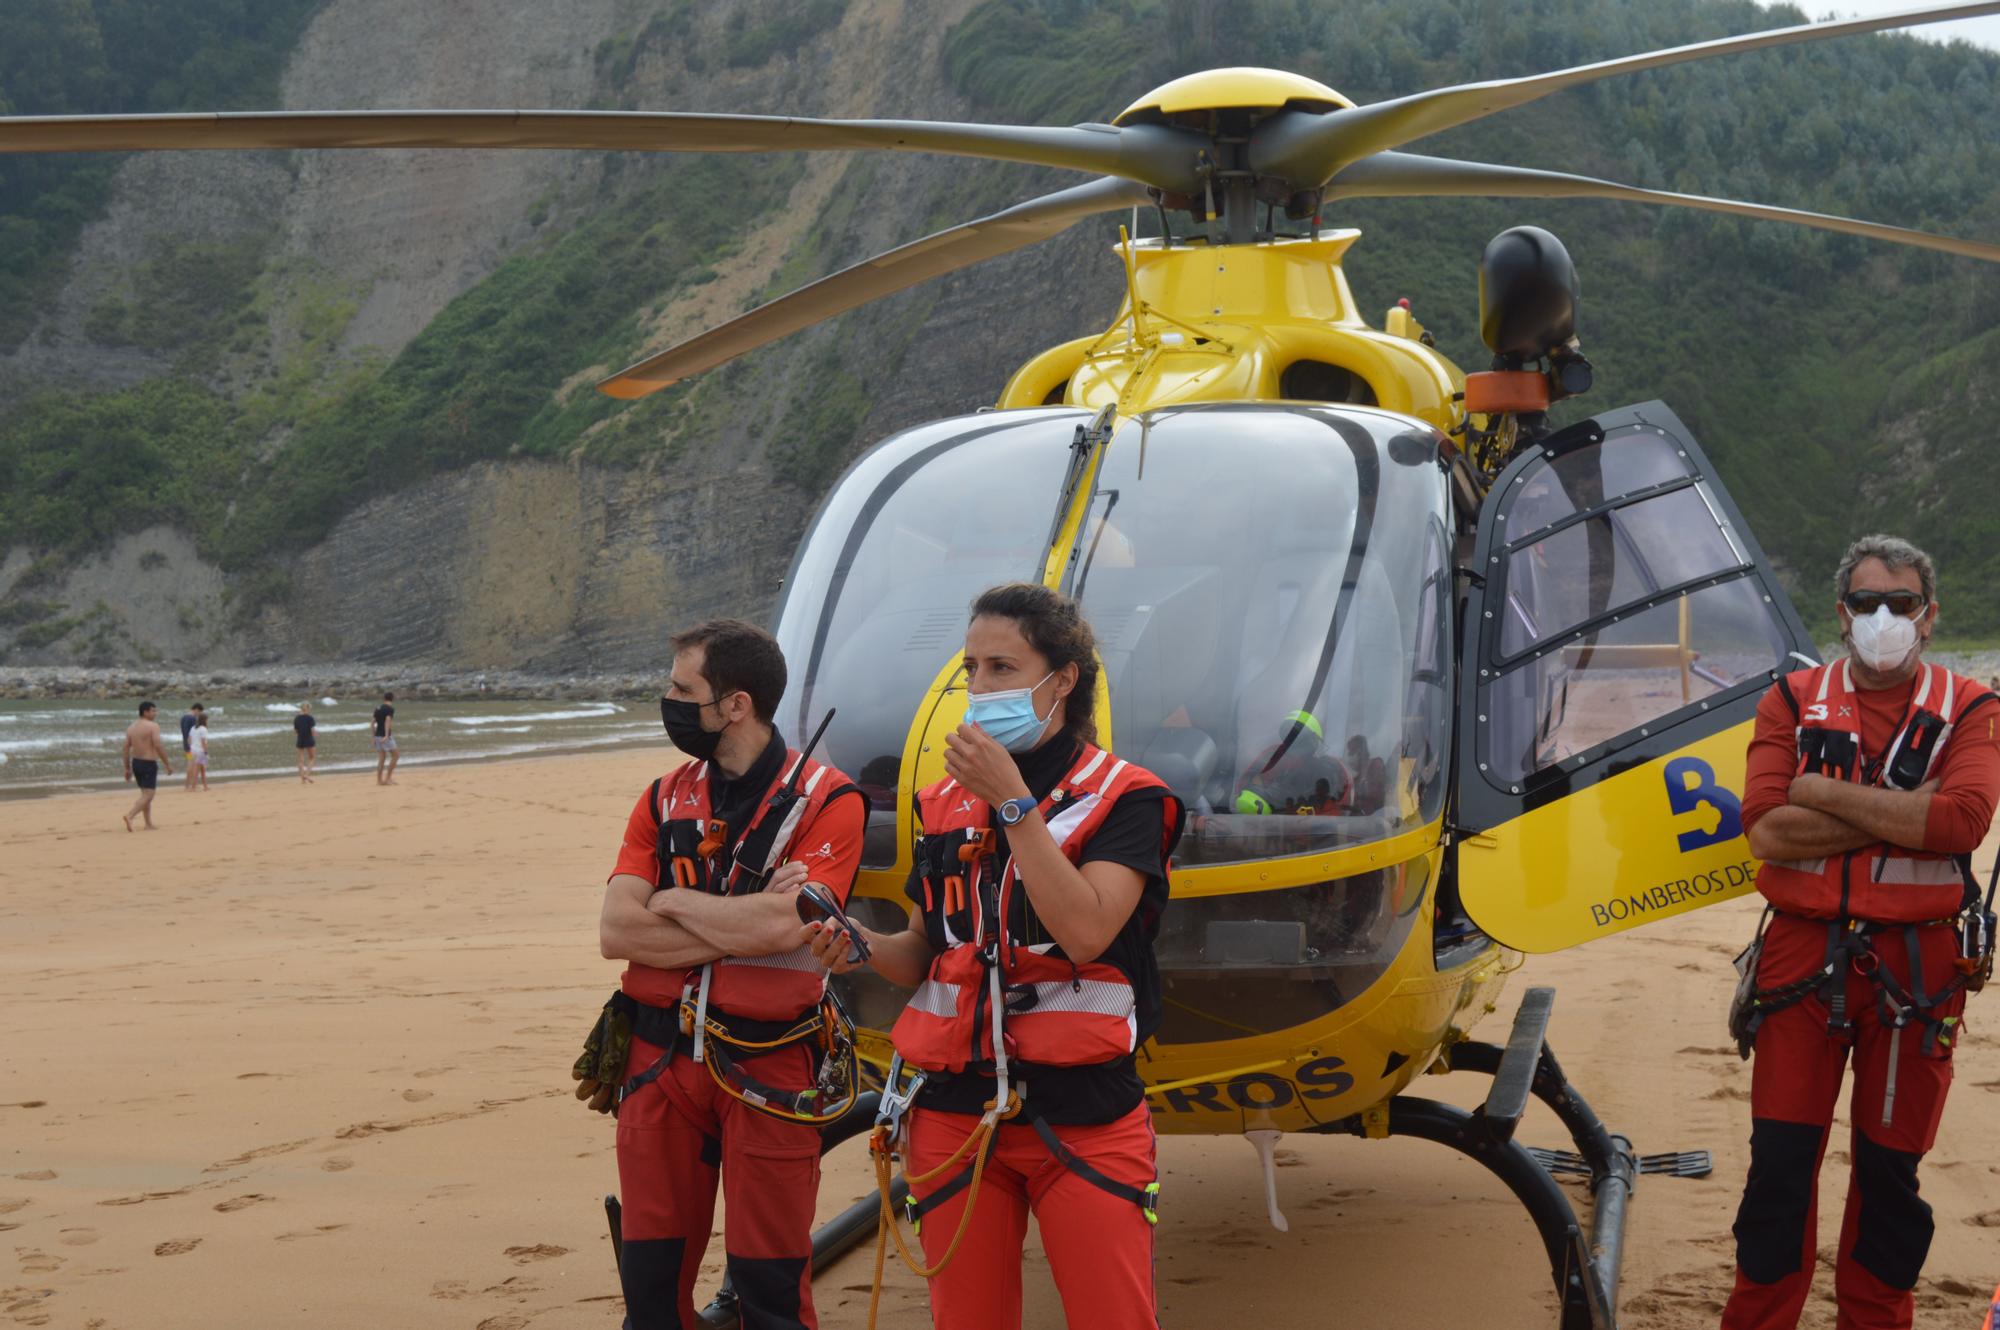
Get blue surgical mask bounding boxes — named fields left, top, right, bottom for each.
left=965, top=671, right=1057, bottom=753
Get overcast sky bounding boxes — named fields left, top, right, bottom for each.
left=1752, top=1, right=2000, bottom=52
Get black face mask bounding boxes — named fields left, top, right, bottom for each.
left=660, top=695, right=727, bottom=761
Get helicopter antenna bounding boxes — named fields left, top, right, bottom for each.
left=1119, top=224, right=1152, bottom=346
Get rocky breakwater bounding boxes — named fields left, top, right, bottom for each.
left=0, top=664, right=660, bottom=703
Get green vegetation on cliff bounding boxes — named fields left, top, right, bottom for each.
left=0, top=0, right=327, bottom=350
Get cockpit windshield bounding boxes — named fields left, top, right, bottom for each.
left=1075, top=405, right=1451, bottom=864
left=772, top=403, right=1452, bottom=872
left=773, top=409, right=1087, bottom=865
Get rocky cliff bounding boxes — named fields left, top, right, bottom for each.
left=0, top=0, right=1128, bottom=670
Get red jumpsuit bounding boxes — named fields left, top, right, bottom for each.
left=607, top=750, right=864, bottom=1330
left=1721, top=666, right=2000, bottom=1330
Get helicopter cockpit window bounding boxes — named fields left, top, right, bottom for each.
left=1478, top=422, right=1791, bottom=787
left=1075, top=405, right=1453, bottom=866
left=773, top=409, right=1087, bottom=866
left=1504, top=433, right=1694, bottom=541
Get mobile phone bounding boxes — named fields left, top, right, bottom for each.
left=796, top=882, right=871, bottom=964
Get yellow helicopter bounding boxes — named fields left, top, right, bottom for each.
left=8, top=4, right=2000, bottom=1325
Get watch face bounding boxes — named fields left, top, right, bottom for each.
left=1000, top=800, right=1024, bottom=824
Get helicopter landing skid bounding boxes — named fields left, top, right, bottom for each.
left=1312, top=985, right=1681, bottom=1330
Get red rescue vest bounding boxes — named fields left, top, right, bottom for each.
left=1757, top=659, right=1993, bottom=923
left=621, top=749, right=858, bottom=1021
left=890, top=743, right=1183, bottom=1075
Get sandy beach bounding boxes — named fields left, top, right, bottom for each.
left=2, top=748, right=1996, bottom=1329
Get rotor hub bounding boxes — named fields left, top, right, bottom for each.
left=1113, top=67, right=1352, bottom=128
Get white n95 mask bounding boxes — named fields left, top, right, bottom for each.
left=1848, top=604, right=1919, bottom=672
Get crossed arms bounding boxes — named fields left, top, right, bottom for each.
left=1745, top=775, right=1935, bottom=861
left=599, top=863, right=819, bottom=968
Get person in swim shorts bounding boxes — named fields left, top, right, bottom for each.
left=122, top=701, right=173, bottom=831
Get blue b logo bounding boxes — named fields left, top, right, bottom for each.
left=1663, top=756, right=1743, bottom=852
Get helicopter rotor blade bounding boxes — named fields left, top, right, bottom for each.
left=1254, top=0, right=2000, bottom=186
left=1325, top=152, right=2000, bottom=265
left=0, top=108, right=1206, bottom=192
left=597, top=174, right=1154, bottom=399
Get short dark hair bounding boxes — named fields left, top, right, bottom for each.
left=192, top=702, right=205, bottom=712
left=139, top=700, right=156, bottom=716
left=383, top=691, right=394, bottom=701
left=671, top=618, right=787, bottom=723
left=969, top=583, right=1100, bottom=744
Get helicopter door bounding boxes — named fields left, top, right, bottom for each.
left=1454, top=401, right=1816, bottom=953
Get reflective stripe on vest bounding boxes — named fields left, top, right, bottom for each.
left=889, top=743, right=1183, bottom=1074
left=1758, top=660, right=1989, bottom=923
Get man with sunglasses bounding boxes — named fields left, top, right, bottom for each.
left=598, top=618, right=866, bottom=1330
left=1723, top=535, right=2000, bottom=1330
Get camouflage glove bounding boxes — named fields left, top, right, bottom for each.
left=572, top=993, right=635, bottom=1115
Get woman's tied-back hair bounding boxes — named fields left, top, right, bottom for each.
left=1835, top=534, right=1936, bottom=604
left=969, top=582, right=1100, bottom=745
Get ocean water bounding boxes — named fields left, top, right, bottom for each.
left=0, top=696, right=664, bottom=798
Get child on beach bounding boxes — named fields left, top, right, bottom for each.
left=189, top=716, right=211, bottom=791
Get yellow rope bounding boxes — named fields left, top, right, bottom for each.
left=865, top=1092, right=1020, bottom=1327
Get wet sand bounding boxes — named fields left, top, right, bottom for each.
left=1, top=749, right=1995, bottom=1328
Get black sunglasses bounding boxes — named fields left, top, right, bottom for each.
left=1843, top=590, right=1927, bottom=618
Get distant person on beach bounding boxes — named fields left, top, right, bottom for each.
left=294, top=702, right=317, bottom=783
left=179, top=703, right=204, bottom=791
left=597, top=619, right=865, bottom=1330
left=121, top=701, right=172, bottom=831
left=372, top=692, right=398, bottom=785
left=189, top=713, right=211, bottom=791
left=1723, top=535, right=2000, bottom=1330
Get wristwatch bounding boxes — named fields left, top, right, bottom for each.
left=996, top=796, right=1036, bottom=826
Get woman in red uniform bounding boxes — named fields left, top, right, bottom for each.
left=809, top=581, right=1182, bottom=1330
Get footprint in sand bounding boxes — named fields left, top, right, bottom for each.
left=11, top=1174, right=55, bottom=1183
left=213, top=1195, right=275, bottom=1214
left=401, top=1089, right=434, bottom=1103
left=473, top=1317, right=528, bottom=1330
left=17, top=1251, right=61, bottom=1275
left=5, top=1103, right=46, bottom=1110
left=0, top=1199, right=28, bottom=1216
left=320, top=1158, right=353, bottom=1173
left=504, top=1244, right=570, bottom=1263
left=152, top=1238, right=201, bottom=1257
left=1, top=1288, right=56, bottom=1324
left=429, top=1279, right=472, bottom=1300
left=274, top=1225, right=348, bottom=1243
left=412, top=1066, right=453, bottom=1080
left=57, top=1230, right=99, bottom=1247
left=1966, top=1209, right=2000, bottom=1228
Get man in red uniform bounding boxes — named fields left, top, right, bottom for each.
left=599, top=619, right=866, bottom=1330
left=1723, top=536, right=2000, bottom=1330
